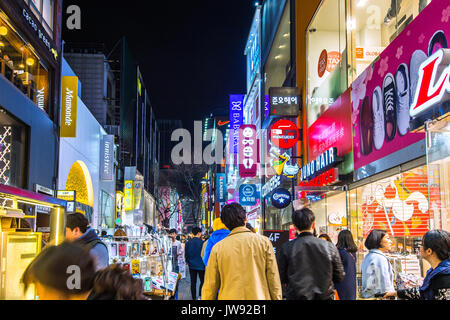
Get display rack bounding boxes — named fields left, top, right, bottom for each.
left=102, top=233, right=179, bottom=300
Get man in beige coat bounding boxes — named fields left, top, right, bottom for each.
left=201, top=203, right=282, bottom=300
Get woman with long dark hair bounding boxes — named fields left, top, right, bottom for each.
left=334, top=230, right=358, bottom=300
left=22, top=242, right=147, bottom=300
left=384, top=230, right=450, bottom=300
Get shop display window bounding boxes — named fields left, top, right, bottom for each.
left=0, top=108, right=28, bottom=189
left=100, top=190, right=115, bottom=229
left=264, top=1, right=291, bottom=95
left=306, top=0, right=347, bottom=127
left=0, top=13, right=50, bottom=114
left=346, top=0, right=432, bottom=84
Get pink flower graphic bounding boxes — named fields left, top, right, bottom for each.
left=407, top=30, right=411, bottom=36
left=378, top=56, right=389, bottom=78
left=418, top=33, right=425, bottom=44
left=364, top=64, right=374, bottom=86
left=396, top=46, right=403, bottom=59
left=351, top=70, right=367, bottom=112
left=352, top=109, right=360, bottom=127
left=442, top=6, right=450, bottom=22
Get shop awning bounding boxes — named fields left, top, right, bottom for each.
left=0, top=184, right=66, bottom=208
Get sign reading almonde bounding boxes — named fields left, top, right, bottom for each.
left=60, top=76, right=78, bottom=138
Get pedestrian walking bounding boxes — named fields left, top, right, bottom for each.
left=184, top=227, right=205, bottom=300
left=277, top=208, right=345, bottom=300
left=361, top=229, right=394, bottom=298
left=168, top=229, right=183, bottom=274
left=22, top=242, right=146, bottom=300
left=202, top=203, right=282, bottom=300
left=202, top=217, right=230, bottom=266
left=335, top=230, right=358, bottom=300
left=383, top=230, right=450, bottom=300
left=65, top=213, right=109, bottom=271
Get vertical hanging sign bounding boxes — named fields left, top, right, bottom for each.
left=239, top=124, right=258, bottom=178
left=60, top=76, right=78, bottom=138
left=229, top=94, right=244, bottom=154
left=100, top=135, right=114, bottom=181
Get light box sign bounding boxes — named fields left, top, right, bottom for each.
left=239, top=184, right=257, bottom=207
left=100, top=135, right=114, bottom=181
left=229, top=94, right=245, bottom=154
left=60, top=76, right=78, bottom=138
left=264, top=95, right=269, bottom=119
left=123, top=180, right=134, bottom=211
left=269, top=87, right=299, bottom=117
left=239, top=124, right=258, bottom=178
left=349, top=0, right=450, bottom=179
left=300, top=147, right=337, bottom=182
left=216, top=173, right=227, bottom=203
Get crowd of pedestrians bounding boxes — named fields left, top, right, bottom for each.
left=21, top=204, right=450, bottom=300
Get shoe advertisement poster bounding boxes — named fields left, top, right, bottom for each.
left=351, top=0, right=450, bottom=179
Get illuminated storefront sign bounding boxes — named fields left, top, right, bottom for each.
left=216, top=173, right=227, bottom=203
left=300, top=147, right=337, bottom=181
left=270, top=119, right=299, bottom=149
left=269, top=87, right=299, bottom=117
left=298, top=168, right=339, bottom=187
left=262, top=175, right=281, bottom=198
left=123, top=180, right=134, bottom=211
left=229, top=94, right=244, bottom=154
left=56, top=190, right=75, bottom=201
left=60, top=76, right=78, bottom=138
left=239, top=124, right=258, bottom=178
left=22, top=8, right=57, bottom=59
left=100, top=135, right=114, bottom=181
left=239, top=184, right=257, bottom=206
left=271, top=188, right=291, bottom=209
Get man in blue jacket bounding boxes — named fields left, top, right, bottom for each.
left=185, top=227, right=205, bottom=300
left=203, top=218, right=230, bottom=266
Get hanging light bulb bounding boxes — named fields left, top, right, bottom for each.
left=0, top=26, right=7, bottom=36
left=26, top=58, right=35, bottom=66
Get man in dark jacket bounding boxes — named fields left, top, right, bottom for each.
left=277, top=208, right=345, bottom=300
left=65, top=213, right=109, bottom=271
left=184, top=227, right=205, bottom=300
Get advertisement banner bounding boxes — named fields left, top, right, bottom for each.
left=100, top=135, right=114, bottom=181
left=350, top=0, right=450, bottom=178
left=229, top=94, right=245, bottom=154
left=216, top=173, right=227, bottom=203
left=239, top=124, right=258, bottom=178
left=60, top=76, right=78, bottom=138
left=123, top=180, right=134, bottom=211
left=308, top=88, right=352, bottom=161
left=239, top=184, right=257, bottom=207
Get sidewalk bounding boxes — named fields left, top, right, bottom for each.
left=176, top=271, right=203, bottom=300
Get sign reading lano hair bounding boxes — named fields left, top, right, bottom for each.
left=60, top=76, right=78, bottom=138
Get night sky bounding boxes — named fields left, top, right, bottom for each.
left=62, top=0, right=255, bottom=127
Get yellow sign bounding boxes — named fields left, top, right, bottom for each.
left=123, top=180, right=134, bottom=211
left=60, top=76, right=78, bottom=137
left=57, top=190, right=75, bottom=201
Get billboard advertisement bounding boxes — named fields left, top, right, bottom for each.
left=229, top=94, right=245, bottom=154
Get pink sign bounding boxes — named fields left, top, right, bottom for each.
left=239, top=124, right=258, bottom=178
left=351, top=0, right=450, bottom=172
left=308, top=88, right=352, bottom=161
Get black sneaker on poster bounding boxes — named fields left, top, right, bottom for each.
left=395, top=63, right=410, bottom=136
left=383, top=73, right=397, bottom=141
left=428, top=30, right=448, bottom=57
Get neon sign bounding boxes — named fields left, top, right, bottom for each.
left=300, top=147, right=337, bottom=181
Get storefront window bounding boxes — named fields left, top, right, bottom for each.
left=100, top=190, right=115, bottom=229
left=0, top=108, right=28, bottom=189
left=306, top=0, right=347, bottom=127
left=24, top=0, right=55, bottom=37
left=0, top=13, right=50, bottom=114
left=264, top=1, right=291, bottom=95
left=347, top=0, right=432, bottom=84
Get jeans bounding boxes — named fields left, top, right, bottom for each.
left=189, top=268, right=205, bottom=300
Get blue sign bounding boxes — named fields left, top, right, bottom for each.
left=271, top=188, right=291, bottom=209
left=216, top=174, right=227, bottom=203
left=229, top=94, right=244, bottom=154
left=239, top=184, right=257, bottom=207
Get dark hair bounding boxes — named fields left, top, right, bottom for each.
left=169, top=229, right=177, bottom=234
left=90, top=264, right=146, bottom=300
left=319, top=233, right=332, bottom=243
left=292, top=208, right=315, bottom=231
left=423, top=230, right=450, bottom=261
left=364, top=229, right=387, bottom=250
left=221, top=203, right=246, bottom=231
left=336, top=230, right=358, bottom=253
left=192, top=227, right=202, bottom=236
left=66, top=213, right=89, bottom=233
left=22, top=242, right=147, bottom=300
left=22, top=242, right=96, bottom=296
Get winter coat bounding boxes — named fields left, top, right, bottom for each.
left=277, top=232, right=345, bottom=300
left=202, top=229, right=230, bottom=266
left=334, top=249, right=357, bottom=300
left=76, top=227, right=109, bottom=271
left=202, top=226, right=282, bottom=300
left=361, top=249, right=394, bottom=298
left=184, top=237, right=205, bottom=271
